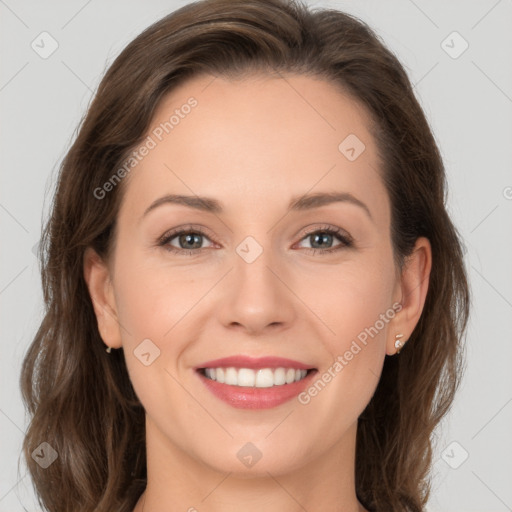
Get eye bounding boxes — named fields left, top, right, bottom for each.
left=295, top=225, right=353, bottom=255
left=157, top=224, right=353, bottom=256
left=158, top=225, right=215, bottom=255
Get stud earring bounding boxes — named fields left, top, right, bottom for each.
left=394, top=334, right=406, bottom=354
left=105, top=346, right=112, bottom=354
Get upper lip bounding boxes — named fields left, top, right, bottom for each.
left=196, top=355, right=315, bottom=371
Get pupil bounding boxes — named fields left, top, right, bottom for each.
left=311, top=233, right=332, bottom=249
left=180, top=233, right=202, bottom=249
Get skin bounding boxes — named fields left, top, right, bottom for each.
left=84, top=73, right=431, bottom=512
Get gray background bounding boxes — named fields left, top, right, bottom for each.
left=1, top=0, right=511, bottom=510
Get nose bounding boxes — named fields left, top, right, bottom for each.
left=216, top=237, right=296, bottom=336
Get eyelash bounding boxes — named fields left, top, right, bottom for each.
left=157, top=224, right=353, bottom=256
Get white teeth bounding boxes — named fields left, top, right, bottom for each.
left=255, top=368, right=274, bottom=388
left=285, top=368, right=296, bottom=384
left=238, top=368, right=255, bottom=387
left=273, top=367, right=286, bottom=385
left=225, top=367, right=238, bottom=385
left=202, top=367, right=309, bottom=387
left=216, top=367, right=225, bottom=383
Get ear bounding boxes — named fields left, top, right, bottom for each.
left=386, top=236, right=432, bottom=355
left=83, top=247, right=122, bottom=350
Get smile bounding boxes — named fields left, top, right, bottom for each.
left=200, top=367, right=311, bottom=387
left=196, top=368, right=317, bottom=409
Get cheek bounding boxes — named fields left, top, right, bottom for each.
left=303, top=254, right=396, bottom=403
left=111, top=252, right=218, bottom=401
left=112, top=256, right=203, bottom=424
left=311, top=256, right=396, bottom=349
left=112, top=251, right=205, bottom=343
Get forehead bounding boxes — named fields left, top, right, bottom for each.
left=118, top=72, right=388, bottom=226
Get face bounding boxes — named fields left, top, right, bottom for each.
left=96, top=73, right=405, bottom=476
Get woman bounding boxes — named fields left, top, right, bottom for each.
left=20, top=0, right=470, bottom=511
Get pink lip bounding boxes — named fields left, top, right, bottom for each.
left=195, top=355, right=317, bottom=410
left=197, top=369, right=317, bottom=409
left=196, top=355, right=314, bottom=371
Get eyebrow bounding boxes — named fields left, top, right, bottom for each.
left=142, top=191, right=373, bottom=221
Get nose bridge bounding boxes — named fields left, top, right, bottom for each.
left=233, top=232, right=279, bottom=299
left=219, top=231, right=295, bottom=333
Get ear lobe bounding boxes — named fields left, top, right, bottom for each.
left=83, top=247, right=122, bottom=349
left=386, top=236, right=432, bottom=355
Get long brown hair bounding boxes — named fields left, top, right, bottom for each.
left=20, top=1, right=470, bottom=510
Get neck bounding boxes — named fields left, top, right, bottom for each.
left=133, top=417, right=367, bottom=512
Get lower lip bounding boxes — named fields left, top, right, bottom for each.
left=197, top=369, right=317, bottom=409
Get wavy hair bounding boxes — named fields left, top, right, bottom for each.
left=20, top=1, right=470, bottom=510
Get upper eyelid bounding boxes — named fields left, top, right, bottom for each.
left=301, top=225, right=351, bottom=238
left=159, top=224, right=216, bottom=242
left=160, top=225, right=351, bottom=247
